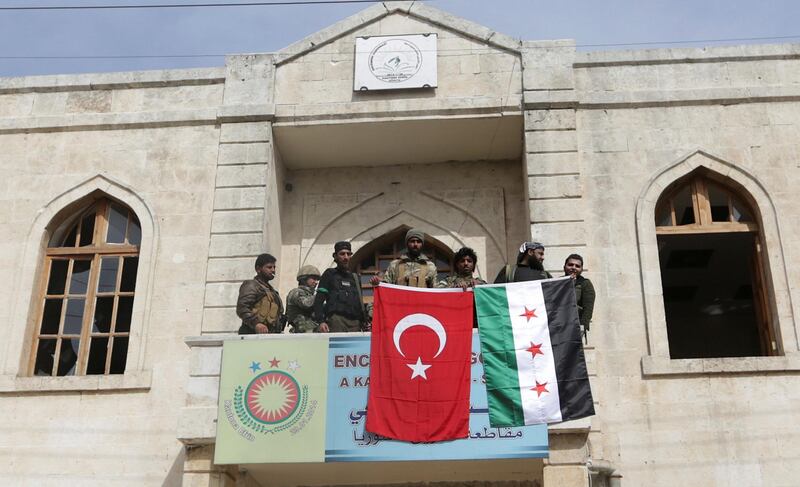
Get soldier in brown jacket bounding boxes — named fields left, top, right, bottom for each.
left=236, top=253, right=285, bottom=334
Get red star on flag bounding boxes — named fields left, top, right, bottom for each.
left=520, top=306, right=537, bottom=322
left=526, top=342, right=544, bottom=359
left=268, top=357, right=280, bottom=368
left=532, top=381, right=549, bottom=397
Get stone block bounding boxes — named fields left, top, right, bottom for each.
left=186, top=376, right=220, bottom=407
left=523, top=65, right=575, bottom=91
left=65, top=90, right=112, bottom=113
left=526, top=151, right=580, bottom=175
left=177, top=406, right=218, bottom=443
left=523, top=89, right=577, bottom=109
left=530, top=222, right=586, bottom=247
left=525, top=130, right=577, bottom=153
left=528, top=174, right=582, bottom=200
left=206, top=257, right=254, bottom=283
left=209, top=233, right=263, bottom=258
left=583, top=130, right=629, bottom=153
left=223, top=54, right=274, bottom=106
left=217, top=142, right=271, bottom=165
left=219, top=122, right=271, bottom=143
left=547, top=433, right=589, bottom=465
left=189, top=346, right=223, bottom=377
left=213, top=187, right=267, bottom=210
left=202, top=307, right=240, bottom=334
left=210, top=209, right=264, bottom=234
left=525, top=109, right=576, bottom=131
left=204, top=282, right=241, bottom=308
left=543, top=465, right=588, bottom=487
left=215, top=164, right=267, bottom=188
left=529, top=198, right=585, bottom=223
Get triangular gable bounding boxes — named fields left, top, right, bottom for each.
left=275, top=1, right=521, bottom=65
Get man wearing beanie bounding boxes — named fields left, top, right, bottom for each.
left=494, top=241, right=553, bottom=283
left=313, top=241, right=367, bottom=332
left=372, top=228, right=438, bottom=288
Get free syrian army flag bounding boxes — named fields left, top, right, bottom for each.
left=366, top=283, right=473, bottom=442
left=475, top=277, right=594, bottom=426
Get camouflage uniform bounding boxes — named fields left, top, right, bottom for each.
left=286, top=285, right=319, bottom=333
left=436, top=274, right=487, bottom=289
left=382, top=253, right=438, bottom=288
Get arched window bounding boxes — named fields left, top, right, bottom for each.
left=31, top=198, right=141, bottom=376
left=654, top=170, right=775, bottom=358
left=352, top=227, right=454, bottom=302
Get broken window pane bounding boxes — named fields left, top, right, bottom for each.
left=110, top=337, right=129, bottom=374
left=116, top=296, right=134, bottom=333
left=127, top=215, right=142, bottom=246
left=87, top=337, right=109, bottom=375
left=35, top=339, right=58, bottom=375
left=57, top=339, right=80, bottom=376
left=655, top=204, right=672, bottom=226
left=40, top=299, right=63, bottom=335
left=79, top=212, right=96, bottom=247
left=63, top=298, right=85, bottom=335
left=708, top=184, right=730, bottom=222
left=106, top=204, right=128, bottom=244
left=98, top=257, right=119, bottom=293
left=69, top=259, right=92, bottom=295
left=61, top=224, right=78, bottom=247
left=731, top=196, right=753, bottom=222
left=673, top=187, right=695, bottom=225
left=93, top=297, right=114, bottom=333
left=120, top=257, right=138, bottom=292
left=47, top=260, right=69, bottom=295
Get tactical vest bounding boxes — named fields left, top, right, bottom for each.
left=253, top=285, right=281, bottom=330
left=396, top=260, right=430, bottom=288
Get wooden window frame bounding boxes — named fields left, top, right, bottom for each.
left=29, top=199, right=140, bottom=376
left=654, top=172, right=778, bottom=357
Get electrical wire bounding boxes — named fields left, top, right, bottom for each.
left=2, top=33, right=800, bottom=60
left=0, top=0, right=400, bottom=10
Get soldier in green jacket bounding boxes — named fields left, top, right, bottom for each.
left=437, top=247, right=487, bottom=289
left=372, top=228, right=438, bottom=288
left=286, top=265, right=321, bottom=333
left=563, top=254, right=596, bottom=338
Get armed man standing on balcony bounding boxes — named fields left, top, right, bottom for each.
left=370, top=228, right=438, bottom=288
left=313, top=241, right=368, bottom=333
left=237, top=253, right=286, bottom=334
left=286, top=265, right=322, bottom=333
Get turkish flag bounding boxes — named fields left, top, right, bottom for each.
left=366, top=283, right=473, bottom=442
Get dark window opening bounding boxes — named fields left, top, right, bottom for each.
left=659, top=232, right=765, bottom=358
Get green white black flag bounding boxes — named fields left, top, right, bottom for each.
left=475, top=277, right=594, bottom=426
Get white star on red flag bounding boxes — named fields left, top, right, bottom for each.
left=407, top=357, right=432, bottom=380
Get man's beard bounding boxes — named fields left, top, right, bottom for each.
left=530, top=259, right=544, bottom=271
left=407, top=248, right=421, bottom=258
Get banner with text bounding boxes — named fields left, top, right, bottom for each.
left=215, top=335, right=548, bottom=464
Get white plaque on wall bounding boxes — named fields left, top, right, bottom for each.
left=353, top=33, right=437, bottom=91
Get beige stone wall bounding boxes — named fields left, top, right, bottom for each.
left=0, top=70, right=223, bottom=485
left=572, top=46, right=800, bottom=487
left=274, top=159, right=528, bottom=297
left=274, top=12, right=522, bottom=109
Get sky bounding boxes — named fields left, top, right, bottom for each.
left=0, top=0, right=797, bottom=77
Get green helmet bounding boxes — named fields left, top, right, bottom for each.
left=297, top=265, right=321, bottom=280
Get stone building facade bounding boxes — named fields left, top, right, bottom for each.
left=1, top=2, right=799, bottom=486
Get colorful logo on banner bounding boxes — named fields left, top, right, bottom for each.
left=215, top=335, right=548, bottom=464
left=215, top=339, right=328, bottom=464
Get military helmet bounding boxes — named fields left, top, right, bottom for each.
left=297, top=265, right=321, bottom=280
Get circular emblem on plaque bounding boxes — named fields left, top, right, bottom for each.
left=368, top=38, right=423, bottom=83
left=244, top=371, right=301, bottom=424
